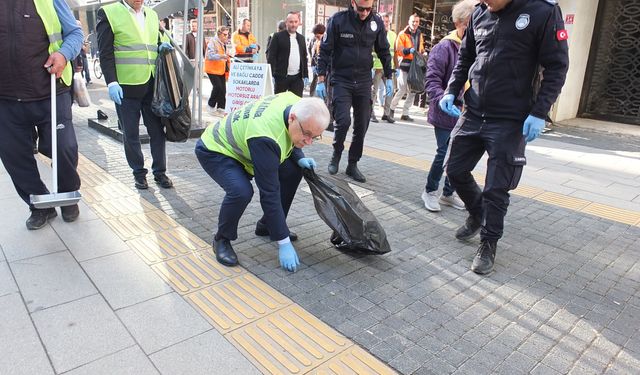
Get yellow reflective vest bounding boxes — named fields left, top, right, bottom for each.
left=103, top=3, right=167, bottom=85
left=33, top=0, right=72, bottom=86
left=200, top=92, right=300, bottom=175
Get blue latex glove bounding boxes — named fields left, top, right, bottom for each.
left=158, top=42, right=173, bottom=53
left=522, top=115, right=545, bottom=142
left=410, top=47, right=415, bottom=54
left=304, top=77, right=309, bottom=87
left=252, top=53, right=258, bottom=61
left=439, top=94, right=461, bottom=117
left=297, top=158, right=316, bottom=169
left=108, top=83, right=123, bottom=105
left=278, top=242, right=300, bottom=272
left=316, top=82, right=327, bottom=99
left=249, top=43, right=258, bottom=49
left=385, top=79, right=393, bottom=97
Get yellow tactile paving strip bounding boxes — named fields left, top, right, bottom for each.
left=320, top=136, right=640, bottom=227
left=75, top=154, right=396, bottom=374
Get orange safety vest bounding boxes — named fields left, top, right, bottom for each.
left=204, top=37, right=228, bottom=75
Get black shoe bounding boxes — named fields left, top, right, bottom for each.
left=455, top=215, right=482, bottom=241
left=26, top=208, right=57, bottom=230
left=346, top=162, right=366, bottom=183
left=328, top=153, right=341, bottom=175
left=154, top=174, right=173, bottom=189
left=471, top=240, right=497, bottom=275
left=400, top=115, right=414, bottom=122
left=370, top=115, right=379, bottom=123
left=327, top=122, right=335, bottom=132
left=134, top=175, right=148, bottom=189
left=255, top=221, right=298, bottom=242
left=381, top=114, right=395, bottom=124
left=61, top=204, right=80, bottom=222
left=213, top=237, right=238, bottom=266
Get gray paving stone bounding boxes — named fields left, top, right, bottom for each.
left=116, top=292, right=211, bottom=354
left=150, top=330, right=259, bottom=374
left=52, top=217, right=129, bottom=261
left=81, top=251, right=172, bottom=310
left=11, top=251, right=97, bottom=312
left=0, top=293, right=54, bottom=375
left=0, top=261, right=18, bottom=297
left=31, top=294, right=134, bottom=373
left=64, top=346, right=159, bottom=375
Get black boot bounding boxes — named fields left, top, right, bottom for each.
left=26, top=208, right=57, bottom=230
left=345, top=162, right=366, bottom=183
left=255, top=220, right=298, bottom=241
left=61, top=204, right=80, bottom=222
left=455, top=215, right=482, bottom=240
left=328, top=152, right=341, bottom=175
left=370, top=112, right=379, bottom=123
left=471, top=240, right=497, bottom=275
left=213, top=236, right=238, bottom=266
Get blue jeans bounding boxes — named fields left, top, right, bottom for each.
left=425, top=126, right=454, bottom=196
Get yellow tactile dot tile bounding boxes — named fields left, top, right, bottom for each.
left=81, top=183, right=136, bottom=204
left=105, top=211, right=179, bottom=240
left=78, top=171, right=118, bottom=188
left=128, top=227, right=211, bottom=264
left=394, top=156, right=428, bottom=170
left=77, top=159, right=108, bottom=176
left=308, top=346, right=397, bottom=375
left=227, top=305, right=350, bottom=374
left=152, top=252, right=244, bottom=294
left=186, top=273, right=290, bottom=333
left=512, top=185, right=545, bottom=198
left=91, top=196, right=158, bottom=220
left=581, top=203, right=640, bottom=226
left=535, top=191, right=591, bottom=211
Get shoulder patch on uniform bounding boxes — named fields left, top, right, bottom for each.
left=370, top=20, right=377, bottom=32
left=515, top=14, right=530, bottom=30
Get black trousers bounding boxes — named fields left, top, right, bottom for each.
left=207, top=73, right=226, bottom=109
left=331, top=80, right=372, bottom=163
left=115, top=86, right=166, bottom=178
left=195, top=140, right=302, bottom=241
left=0, top=93, right=80, bottom=209
left=274, top=74, right=304, bottom=97
left=445, top=116, right=526, bottom=241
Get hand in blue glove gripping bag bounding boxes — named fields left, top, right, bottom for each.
left=297, top=158, right=317, bottom=169
left=439, top=94, right=461, bottom=118
left=316, top=82, right=327, bottom=99
left=279, top=242, right=300, bottom=272
left=108, top=83, right=123, bottom=105
left=522, top=115, right=545, bottom=142
left=158, top=42, right=173, bottom=53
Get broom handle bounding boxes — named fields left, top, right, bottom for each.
left=51, top=73, right=58, bottom=194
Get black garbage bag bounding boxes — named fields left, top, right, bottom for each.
left=152, top=48, right=191, bottom=142
left=408, top=53, right=426, bottom=94
left=303, top=169, right=391, bottom=254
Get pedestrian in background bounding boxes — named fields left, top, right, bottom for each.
left=232, top=19, right=259, bottom=63
left=390, top=13, right=425, bottom=122
left=266, top=20, right=286, bottom=59
left=420, top=0, right=477, bottom=213
left=195, top=93, right=330, bottom=272
left=0, top=0, right=83, bottom=229
left=316, top=0, right=393, bottom=183
left=97, top=0, right=174, bottom=190
left=440, top=0, right=569, bottom=274
left=308, top=23, right=325, bottom=97
left=205, top=26, right=231, bottom=112
left=371, top=12, right=397, bottom=124
left=185, top=19, right=206, bottom=61
left=267, top=11, right=309, bottom=97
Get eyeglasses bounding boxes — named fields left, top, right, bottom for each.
left=297, top=119, right=322, bottom=142
left=356, top=5, right=372, bottom=12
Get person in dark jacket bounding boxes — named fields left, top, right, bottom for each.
left=265, top=20, right=286, bottom=59
left=440, top=0, right=569, bottom=275
left=185, top=19, right=206, bottom=60
left=421, top=0, right=477, bottom=213
left=267, top=12, right=309, bottom=97
left=308, top=23, right=325, bottom=97
left=316, top=0, right=394, bottom=183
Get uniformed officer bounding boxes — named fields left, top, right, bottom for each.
left=0, top=0, right=83, bottom=229
left=195, top=93, right=330, bottom=272
left=97, top=0, right=174, bottom=190
left=440, top=0, right=569, bottom=274
left=316, top=0, right=394, bottom=183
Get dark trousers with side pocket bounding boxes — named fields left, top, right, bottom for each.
left=445, top=116, right=526, bottom=241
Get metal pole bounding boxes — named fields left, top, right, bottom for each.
left=182, top=0, right=189, bottom=49
left=196, top=0, right=204, bottom=126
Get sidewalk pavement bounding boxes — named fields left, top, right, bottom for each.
left=1, top=77, right=639, bottom=374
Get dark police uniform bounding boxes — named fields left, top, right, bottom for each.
left=445, top=0, right=568, bottom=242
left=317, top=7, right=393, bottom=175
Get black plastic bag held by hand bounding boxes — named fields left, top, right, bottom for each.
left=303, top=169, right=391, bottom=254
left=408, top=53, right=426, bottom=94
left=152, top=49, right=191, bottom=142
